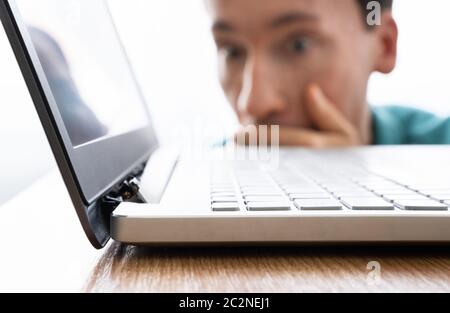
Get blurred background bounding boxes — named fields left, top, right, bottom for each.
left=0, top=0, right=449, bottom=206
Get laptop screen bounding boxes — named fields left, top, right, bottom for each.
left=15, top=0, right=149, bottom=148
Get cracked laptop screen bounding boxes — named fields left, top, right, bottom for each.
left=15, top=0, right=149, bottom=148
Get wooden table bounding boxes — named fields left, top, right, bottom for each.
left=1, top=171, right=450, bottom=293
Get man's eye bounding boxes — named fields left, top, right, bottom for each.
left=222, top=46, right=244, bottom=60
left=288, top=37, right=310, bottom=54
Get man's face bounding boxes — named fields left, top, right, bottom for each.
left=208, top=0, right=383, bottom=132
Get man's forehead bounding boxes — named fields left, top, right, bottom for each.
left=207, top=0, right=358, bottom=25
left=207, top=0, right=360, bottom=31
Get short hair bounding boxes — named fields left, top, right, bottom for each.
left=357, top=0, right=393, bottom=28
left=357, top=0, right=393, bottom=11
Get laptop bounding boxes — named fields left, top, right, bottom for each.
left=2, top=0, right=450, bottom=249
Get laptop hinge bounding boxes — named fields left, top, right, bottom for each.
left=119, top=177, right=142, bottom=201
left=101, top=147, right=179, bottom=211
left=100, top=176, right=143, bottom=212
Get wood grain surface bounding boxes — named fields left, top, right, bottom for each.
left=84, top=243, right=450, bottom=293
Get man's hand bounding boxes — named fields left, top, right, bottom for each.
left=235, top=84, right=364, bottom=148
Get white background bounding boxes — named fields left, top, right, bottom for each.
left=0, top=0, right=449, bottom=205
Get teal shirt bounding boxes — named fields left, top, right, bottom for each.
left=372, top=106, right=450, bottom=145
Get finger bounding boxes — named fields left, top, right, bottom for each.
left=234, top=125, right=354, bottom=148
left=234, top=125, right=260, bottom=146
left=305, top=84, right=357, bottom=137
left=277, top=126, right=354, bottom=147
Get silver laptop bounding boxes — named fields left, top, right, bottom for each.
left=2, top=0, right=450, bottom=249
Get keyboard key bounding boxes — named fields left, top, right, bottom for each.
left=281, top=183, right=320, bottom=189
left=211, top=183, right=233, bottom=187
left=243, top=191, right=284, bottom=197
left=409, top=185, right=450, bottom=192
left=286, top=188, right=328, bottom=194
left=340, top=198, right=395, bottom=211
left=240, top=183, right=276, bottom=188
left=211, top=191, right=236, bottom=197
left=247, top=202, right=291, bottom=211
left=354, top=177, right=390, bottom=184
left=364, top=183, right=404, bottom=191
left=276, top=178, right=311, bottom=184
left=419, top=189, right=450, bottom=196
left=373, top=189, right=417, bottom=196
left=211, top=188, right=235, bottom=193
left=383, top=194, right=429, bottom=202
left=241, top=187, right=280, bottom=192
left=211, top=196, right=238, bottom=203
left=280, top=181, right=318, bottom=186
left=294, top=199, right=343, bottom=211
left=322, top=185, right=363, bottom=192
left=212, top=203, right=240, bottom=212
left=316, top=180, right=350, bottom=185
left=289, top=193, right=331, bottom=200
left=244, top=196, right=287, bottom=202
left=284, top=188, right=325, bottom=194
left=394, top=200, right=448, bottom=211
left=333, top=191, right=375, bottom=198
left=429, top=195, right=450, bottom=202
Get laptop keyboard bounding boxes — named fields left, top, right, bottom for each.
left=210, top=161, right=450, bottom=213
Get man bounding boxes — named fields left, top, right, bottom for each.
left=207, top=0, right=450, bottom=146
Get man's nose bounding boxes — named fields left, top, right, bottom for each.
left=237, top=57, right=286, bottom=122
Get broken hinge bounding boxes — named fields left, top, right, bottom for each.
left=119, top=177, right=141, bottom=201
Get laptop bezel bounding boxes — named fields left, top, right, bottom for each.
left=0, top=0, right=159, bottom=248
